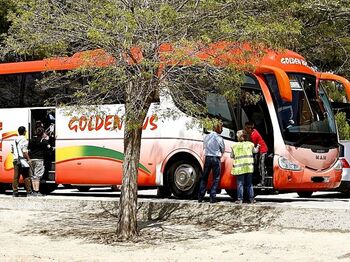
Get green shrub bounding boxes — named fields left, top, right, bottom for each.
left=335, top=112, right=350, bottom=140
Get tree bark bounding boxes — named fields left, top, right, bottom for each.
left=117, top=81, right=148, bottom=240
left=117, top=124, right=142, bottom=240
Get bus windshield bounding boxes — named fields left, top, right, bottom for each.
left=265, top=73, right=338, bottom=148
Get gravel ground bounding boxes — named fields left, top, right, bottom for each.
left=1, top=196, right=350, bottom=261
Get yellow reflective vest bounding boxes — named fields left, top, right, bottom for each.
left=231, top=141, right=255, bottom=175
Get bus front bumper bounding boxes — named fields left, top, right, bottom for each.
left=273, top=165, right=342, bottom=191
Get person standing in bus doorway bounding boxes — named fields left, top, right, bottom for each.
left=231, top=130, right=259, bottom=204
left=198, top=122, right=225, bottom=204
left=28, top=127, right=51, bottom=196
left=245, top=121, right=268, bottom=186
left=12, top=126, right=32, bottom=197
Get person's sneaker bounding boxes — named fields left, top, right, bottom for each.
left=210, top=198, right=218, bottom=203
left=235, top=200, right=243, bottom=204
left=198, top=197, right=203, bottom=203
left=36, top=192, right=45, bottom=197
left=28, top=192, right=37, bottom=197
left=250, top=199, right=257, bottom=204
left=12, top=192, right=19, bottom=197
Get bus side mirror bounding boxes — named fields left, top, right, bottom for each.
left=317, top=72, right=350, bottom=102
left=255, top=65, right=292, bottom=102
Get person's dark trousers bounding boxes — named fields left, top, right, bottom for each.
left=236, top=173, right=254, bottom=201
left=12, top=163, right=32, bottom=194
left=198, top=156, right=221, bottom=201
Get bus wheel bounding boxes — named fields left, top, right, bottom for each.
left=168, top=160, right=200, bottom=199
left=297, top=191, right=313, bottom=198
left=157, top=186, right=172, bottom=198
left=225, top=189, right=237, bottom=200
left=76, top=186, right=91, bottom=192
left=340, top=188, right=350, bottom=194
left=40, top=183, right=58, bottom=195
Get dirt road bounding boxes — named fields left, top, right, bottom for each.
left=1, top=197, right=350, bottom=261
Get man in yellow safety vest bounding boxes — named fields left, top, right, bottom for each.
left=231, top=130, right=259, bottom=204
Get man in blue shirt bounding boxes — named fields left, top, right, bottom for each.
left=198, top=122, right=225, bottom=203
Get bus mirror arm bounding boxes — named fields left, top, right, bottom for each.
left=317, top=72, right=350, bottom=102
left=254, top=65, right=292, bottom=103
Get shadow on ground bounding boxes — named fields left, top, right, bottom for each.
left=25, top=201, right=280, bottom=245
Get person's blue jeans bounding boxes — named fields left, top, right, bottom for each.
left=198, top=156, right=221, bottom=200
left=236, top=173, right=254, bottom=201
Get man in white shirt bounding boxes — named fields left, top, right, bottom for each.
left=198, top=123, right=225, bottom=203
left=12, top=126, right=32, bottom=197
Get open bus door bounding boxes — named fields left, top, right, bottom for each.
left=318, top=72, right=350, bottom=193
left=29, top=107, right=58, bottom=194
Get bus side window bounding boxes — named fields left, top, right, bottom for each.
left=206, top=93, right=236, bottom=140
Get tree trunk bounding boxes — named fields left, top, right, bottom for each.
left=117, top=124, right=142, bottom=240
left=117, top=81, right=148, bottom=240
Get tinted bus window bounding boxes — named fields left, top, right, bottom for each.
left=0, top=73, right=76, bottom=108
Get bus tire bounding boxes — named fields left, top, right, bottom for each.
left=76, top=186, right=91, bottom=192
left=225, top=189, right=237, bottom=200
left=340, top=188, right=350, bottom=194
left=168, top=160, right=201, bottom=199
left=297, top=191, right=313, bottom=198
left=39, top=183, right=58, bottom=195
left=157, top=186, right=172, bottom=198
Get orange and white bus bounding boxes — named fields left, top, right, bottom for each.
left=318, top=73, right=350, bottom=193
left=0, top=45, right=343, bottom=198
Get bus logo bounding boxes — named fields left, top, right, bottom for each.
left=316, top=155, right=326, bottom=160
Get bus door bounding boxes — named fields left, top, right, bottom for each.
left=237, top=76, right=274, bottom=188
left=0, top=108, right=30, bottom=183
left=29, top=108, right=56, bottom=182
left=319, top=74, right=350, bottom=192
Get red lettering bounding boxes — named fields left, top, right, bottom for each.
left=104, top=115, right=113, bottom=130
left=95, top=115, right=104, bottom=131
left=68, top=117, right=79, bottom=132
left=79, top=116, right=88, bottom=131
left=142, top=117, right=149, bottom=130
left=149, top=115, right=158, bottom=130
left=113, top=115, right=123, bottom=130
left=88, top=116, right=94, bottom=131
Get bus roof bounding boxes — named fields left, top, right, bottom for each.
left=0, top=42, right=314, bottom=102
left=0, top=49, right=114, bottom=75
left=0, top=42, right=314, bottom=75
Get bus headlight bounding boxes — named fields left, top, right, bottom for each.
left=278, top=156, right=301, bottom=171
